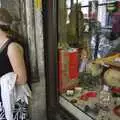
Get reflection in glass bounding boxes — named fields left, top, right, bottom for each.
left=73, top=0, right=77, bottom=4
left=79, top=0, right=89, bottom=6
left=98, top=6, right=106, bottom=27
left=99, top=0, right=107, bottom=4
left=58, top=1, right=120, bottom=120
left=66, top=9, right=71, bottom=24
left=81, top=7, right=89, bottom=19
left=66, top=0, right=71, bottom=8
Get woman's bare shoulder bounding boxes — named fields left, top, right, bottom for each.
left=7, top=42, right=23, bottom=54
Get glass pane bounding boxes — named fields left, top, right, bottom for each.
left=98, top=6, right=107, bottom=27
left=106, top=0, right=116, bottom=4
left=58, top=0, right=120, bottom=120
left=99, top=0, right=107, bottom=4
left=66, top=0, right=71, bottom=8
left=79, top=0, right=89, bottom=6
left=66, top=9, right=71, bottom=24
left=73, top=0, right=77, bottom=4
left=81, top=7, right=89, bottom=19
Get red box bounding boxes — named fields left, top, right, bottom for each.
left=69, top=51, right=79, bottom=79
left=58, top=48, right=79, bottom=93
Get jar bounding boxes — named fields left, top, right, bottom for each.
left=99, top=85, right=111, bottom=107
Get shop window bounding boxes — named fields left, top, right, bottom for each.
left=58, top=0, right=120, bottom=120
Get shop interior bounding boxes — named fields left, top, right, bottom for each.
left=58, top=0, right=120, bottom=120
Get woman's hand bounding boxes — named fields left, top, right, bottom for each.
left=7, top=42, right=27, bottom=85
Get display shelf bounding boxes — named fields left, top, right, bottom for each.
left=59, top=96, right=94, bottom=120
left=60, top=89, right=120, bottom=120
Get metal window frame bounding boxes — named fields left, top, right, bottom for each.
left=42, top=0, right=79, bottom=120
left=42, top=0, right=59, bottom=119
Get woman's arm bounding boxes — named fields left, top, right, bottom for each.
left=7, top=42, right=27, bottom=85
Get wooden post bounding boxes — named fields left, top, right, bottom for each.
left=34, top=0, right=45, bottom=79
left=24, top=0, right=39, bottom=81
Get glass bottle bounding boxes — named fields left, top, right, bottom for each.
left=99, top=85, right=111, bottom=107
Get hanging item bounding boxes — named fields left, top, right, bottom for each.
left=89, top=0, right=98, bottom=20
left=112, top=8, right=120, bottom=33
left=67, top=3, right=85, bottom=48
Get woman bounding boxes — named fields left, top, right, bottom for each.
left=0, top=8, right=30, bottom=120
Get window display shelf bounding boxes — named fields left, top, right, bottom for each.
left=58, top=0, right=120, bottom=120
left=60, top=88, right=120, bottom=120
left=59, top=96, right=94, bottom=120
